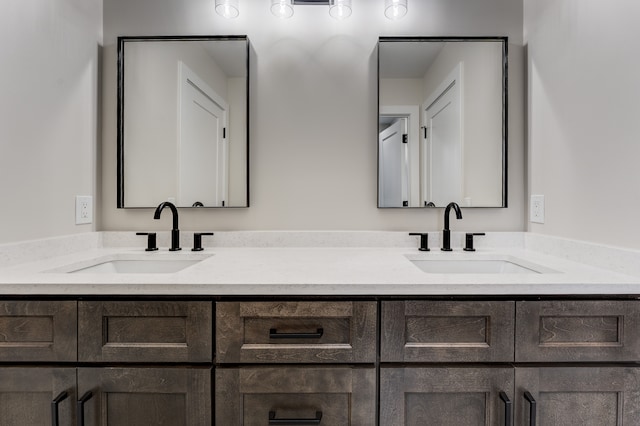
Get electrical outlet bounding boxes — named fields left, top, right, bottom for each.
left=76, top=196, right=93, bottom=225
left=530, top=195, right=545, bottom=224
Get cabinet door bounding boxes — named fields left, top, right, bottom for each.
left=216, top=301, right=377, bottom=363
left=77, top=367, right=211, bottom=426
left=516, top=301, right=640, bottom=362
left=380, top=367, right=514, bottom=426
left=381, top=301, right=515, bottom=362
left=0, top=367, right=76, bottom=426
left=0, top=301, right=77, bottom=362
left=78, top=301, right=212, bottom=362
left=515, top=367, right=640, bottom=426
left=216, top=366, right=376, bottom=425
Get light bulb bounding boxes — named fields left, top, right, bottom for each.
left=271, top=0, right=294, bottom=18
left=329, top=0, right=352, bottom=20
left=384, top=0, right=407, bottom=20
left=215, top=0, right=239, bottom=19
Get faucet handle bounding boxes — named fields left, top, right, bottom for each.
left=463, top=233, right=486, bottom=252
left=409, top=233, right=430, bottom=251
left=136, top=232, right=158, bottom=252
left=192, top=232, right=214, bottom=251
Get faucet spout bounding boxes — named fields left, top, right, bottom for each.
left=154, top=201, right=181, bottom=251
left=442, top=202, right=463, bottom=251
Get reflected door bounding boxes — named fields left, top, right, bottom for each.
left=379, top=118, right=409, bottom=207
left=424, top=71, right=462, bottom=206
left=178, top=63, right=228, bottom=207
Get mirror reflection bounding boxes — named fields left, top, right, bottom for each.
left=118, top=36, right=249, bottom=208
left=378, top=37, right=507, bottom=208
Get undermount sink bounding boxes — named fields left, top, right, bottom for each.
left=52, top=253, right=212, bottom=274
left=408, top=255, right=557, bottom=274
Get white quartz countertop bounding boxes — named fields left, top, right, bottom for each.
left=1, top=233, right=640, bottom=296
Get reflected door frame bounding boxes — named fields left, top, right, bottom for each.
left=177, top=61, right=229, bottom=207
left=422, top=62, right=464, bottom=206
left=379, top=106, right=420, bottom=207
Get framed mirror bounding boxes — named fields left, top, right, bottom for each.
left=117, top=35, right=249, bottom=208
left=378, top=37, right=507, bottom=208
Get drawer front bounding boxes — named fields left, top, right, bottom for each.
left=380, top=367, right=515, bottom=426
left=0, top=301, right=77, bottom=362
left=216, top=366, right=376, bottom=425
left=516, top=300, right=640, bottom=362
left=78, top=301, right=212, bottom=362
left=216, top=301, right=377, bottom=363
left=381, top=301, right=515, bottom=362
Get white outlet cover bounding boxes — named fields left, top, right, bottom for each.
left=530, top=194, right=545, bottom=224
left=76, top=195, right=93, bottom=225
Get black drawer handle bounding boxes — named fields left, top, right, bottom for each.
left=268, top=410, right=323, bottom=425
left=51, top=391, right=68, bottom=426
left=77, top=391, right=93, bottom=426
left=499, top=391, right=512, bottom=426
left=269, top=328, right=324, bottom=339
left=524, top=391, right=537, bottom=426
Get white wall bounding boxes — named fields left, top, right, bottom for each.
left=525, top=0, right=640, bottom=249
left=101, top=0, right=524, bottom=233
left=0, top=0, right=102, bottom=244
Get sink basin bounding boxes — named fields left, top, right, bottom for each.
left=408, top=255, right=557, bottom=274
left=52, top=253, right=212, bottom=274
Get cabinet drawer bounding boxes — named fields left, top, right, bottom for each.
left=78, top=301, right=212, bottom=362
left=515, top=301, right=640, bottom=362
left=216, top=366, right=376, bottom=425
left=0, top=301, right=77, bottom=362
left=380, top=367, right=514, bottom=426
left=381, top=301, right=515, bottom=362
left=216, top=301, right=377, bottom=363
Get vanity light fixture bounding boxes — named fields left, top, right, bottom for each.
left=384, top=0, right=407, bottom=20
left=215, top=0, right=240, bottom=18
left=271, top=0, right=294, bottom=18
left=272, top=0, right=352, bottom=20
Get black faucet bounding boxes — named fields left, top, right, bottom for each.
left=154, top=201, right=181, bottom=251
left=441, top=202, right=463, bottom=251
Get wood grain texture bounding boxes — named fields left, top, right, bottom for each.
left=381, top=301, right=515, bottom=362
left=0, top=301, right=77, bottom=362
left=380, top=367, right=514, bottom=426
left=515, top=301, right=640, bottom=362
left=0, top=367, right=76, bottom=426
left=216, top=301, right=377, bottom=363
left=78, top=301, right=212, bottom=362
left=216, top=366, right=376, bottom=425
left=515, top=367, right=640, bottom=426
left=77, top=367, right=211, bottom=426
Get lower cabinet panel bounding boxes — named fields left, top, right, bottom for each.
left=0, top=367, right=76, bottom=426
left=216, top=366, right=376, bottom=425
left=380, top=367, right=514, bottom=426
left=515, top=367, right=640, bottom=426
left=77, top=367, right=211, bottom=426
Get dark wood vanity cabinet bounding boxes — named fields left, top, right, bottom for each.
left=2, top=298, right=640, bottom=425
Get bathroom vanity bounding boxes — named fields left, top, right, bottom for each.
left=1, top=232, right=639, bottom=425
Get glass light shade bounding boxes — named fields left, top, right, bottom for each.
left=215, top=0, right=240, bottom=18
left=271, top=0, right=294, bottom=18
left=329, top=0, right=352, bottom=20
left=384, top=0, right=407, bottom=20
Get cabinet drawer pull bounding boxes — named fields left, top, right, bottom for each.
left=499, top=391, right=512, bottom=426
left=524, top=391, right=537, bottom=426
left=268, top=410, right=323, bottom=425
left=77, top=391, right=93, bottom=426
left=51, top=391, right=68, bottom=426
left=269, top=328, right=324, bottom=339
